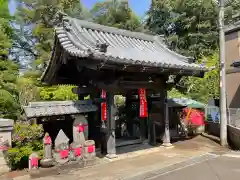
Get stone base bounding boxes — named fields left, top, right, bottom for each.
left=40, top=159, right=54, bottom=168
left=105, top=154, right=118, bottom=159
left=83, top=159, right=96, bottom=167
left=0, top=157, right=9, bottom=174
left=0, top=165, right=9, bottom=175
left=161, top=143, right=174, bottom=148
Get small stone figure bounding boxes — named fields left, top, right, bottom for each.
left=69, top=142, right=83, bottom=162
left=29, top=152, right=39, bottom=170
left=40, top=133, right=53, bottom=168
left=84, top=140, right=96, bottom=161
left=73, top=122, right=86, bottom=146
left=73, top=115, right=88, bottom=143
left=54, top=129, right=70, bottom=165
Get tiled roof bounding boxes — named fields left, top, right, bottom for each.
left=23, top=100, right=97, bottom=118
left=224, top=21, right=240, bottom=34
left=168, top=98, right=206, bottom=108
left=53, top=16, right=208, bottom=71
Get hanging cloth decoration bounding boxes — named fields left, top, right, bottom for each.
left=138, top=88, right=148, bottom=118
left=101, top=89, right=107, bottom=121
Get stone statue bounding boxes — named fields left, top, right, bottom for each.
left=40, top=133, right=53, bottom=167
left=54, top=129, right=69, bottom=165
left=73, top=115, right=88, bottom=148
left=84, top=140, right=96, bottom=161
left=29, top=152, right=39, bottom=170
left=69, top=142, right=83, bottom=162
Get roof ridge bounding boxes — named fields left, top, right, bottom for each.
left=68, top=17, right=158, bottom=42
left=27, top=100, right=93, bottom=107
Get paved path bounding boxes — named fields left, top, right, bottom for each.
left=34, top=136, right=228, bottom=180
left=135, top=152, right=240, bottom=180
left=3, top=136, right=231, bottom=180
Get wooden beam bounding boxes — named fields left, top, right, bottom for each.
left=72, top=87, right=98, bottom=95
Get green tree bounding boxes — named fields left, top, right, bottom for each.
left=14, top=0, right=90, bottom=102
left=39, top=85, right=77, bottom=101
left=15, top=0, right=89, bottom=68
left=91, top=0, right=141, bottom=31
left=177, top=53, right=219, bottom=103
left=0, top=0, right=20, bottom=119
left=146, top=0, right=218, bottom=58
left=146, top=0, right=240, bottom=58
left=146, top=0, right=240, bottom=101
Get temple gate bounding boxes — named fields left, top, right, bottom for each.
left=24, top=12, right=210, bottom=159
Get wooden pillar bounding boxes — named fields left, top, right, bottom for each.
left=126, top=93, right=133, bottom=137
left=148, top=98, right=156, bottom=145
left=139, top=118, right=147, bottom=142
left=106, top=92, right=117, bottom=159
left=78, top=94, right=85, bottom=100
left=162, top=89, right=172, bottom=147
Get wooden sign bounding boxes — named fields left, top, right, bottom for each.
left=138, top=88, right=148, bottom=118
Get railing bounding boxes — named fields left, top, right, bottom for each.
left=205, top=106, right=240, bottom=149
left=205, top=106, right=240, bottom=128
left=227, top=108, right=240, bottom=128
left=205, top=106, right=220, bottom=123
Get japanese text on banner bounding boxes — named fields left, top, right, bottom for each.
left=101, top=89, right=107, bottom=121
left=138, top=88, right=148, bottom=118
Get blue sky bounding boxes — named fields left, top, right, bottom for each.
left=8, top=0, right=150, bottom=18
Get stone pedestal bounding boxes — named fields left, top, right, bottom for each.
left=84, top=140, right=96, bottom=166
left=0, top=118, right=13, bottom=174
left=106, top=92, right=117, bottom=159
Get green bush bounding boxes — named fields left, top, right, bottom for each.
left=7, top=122, right=44, bottom=170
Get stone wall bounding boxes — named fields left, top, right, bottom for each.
left=227, top=125, right=240, bottom=149
left=0, top=118, right=14, bottom=174
left=205, top=121, right=240, bottom=150
left=205, top=121, right=220, bottom=137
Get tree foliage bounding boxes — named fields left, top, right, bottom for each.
left=91, top=0, right=141, bottom=31
left=15, top=0, right=89, bottom=68
left=0, top=0, right=20, bottom=119
left=7, top=122, right=44, bottom=169
left=13, top=0, right=90, bottom=101
left=39, top=85, right=77, bottom=101
left=146, top=0, right=240, bottom=102
left=147, top=0, right=240, bottom=58
left=177, top=53, right=219, bottom=103
left=146, top=0, right=219, bottom=58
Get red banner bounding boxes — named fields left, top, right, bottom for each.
left=138, top=88, right=148, bottom=118
left=101, top=89, right=107, bottom=121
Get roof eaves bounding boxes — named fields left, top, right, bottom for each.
left=224, top=21, right=240, bottom=34
left=56, top=26, right=209, bottom=72
left=154, top=36, right=191, bottom=63
left=40, top=35, right=58, bottom=83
